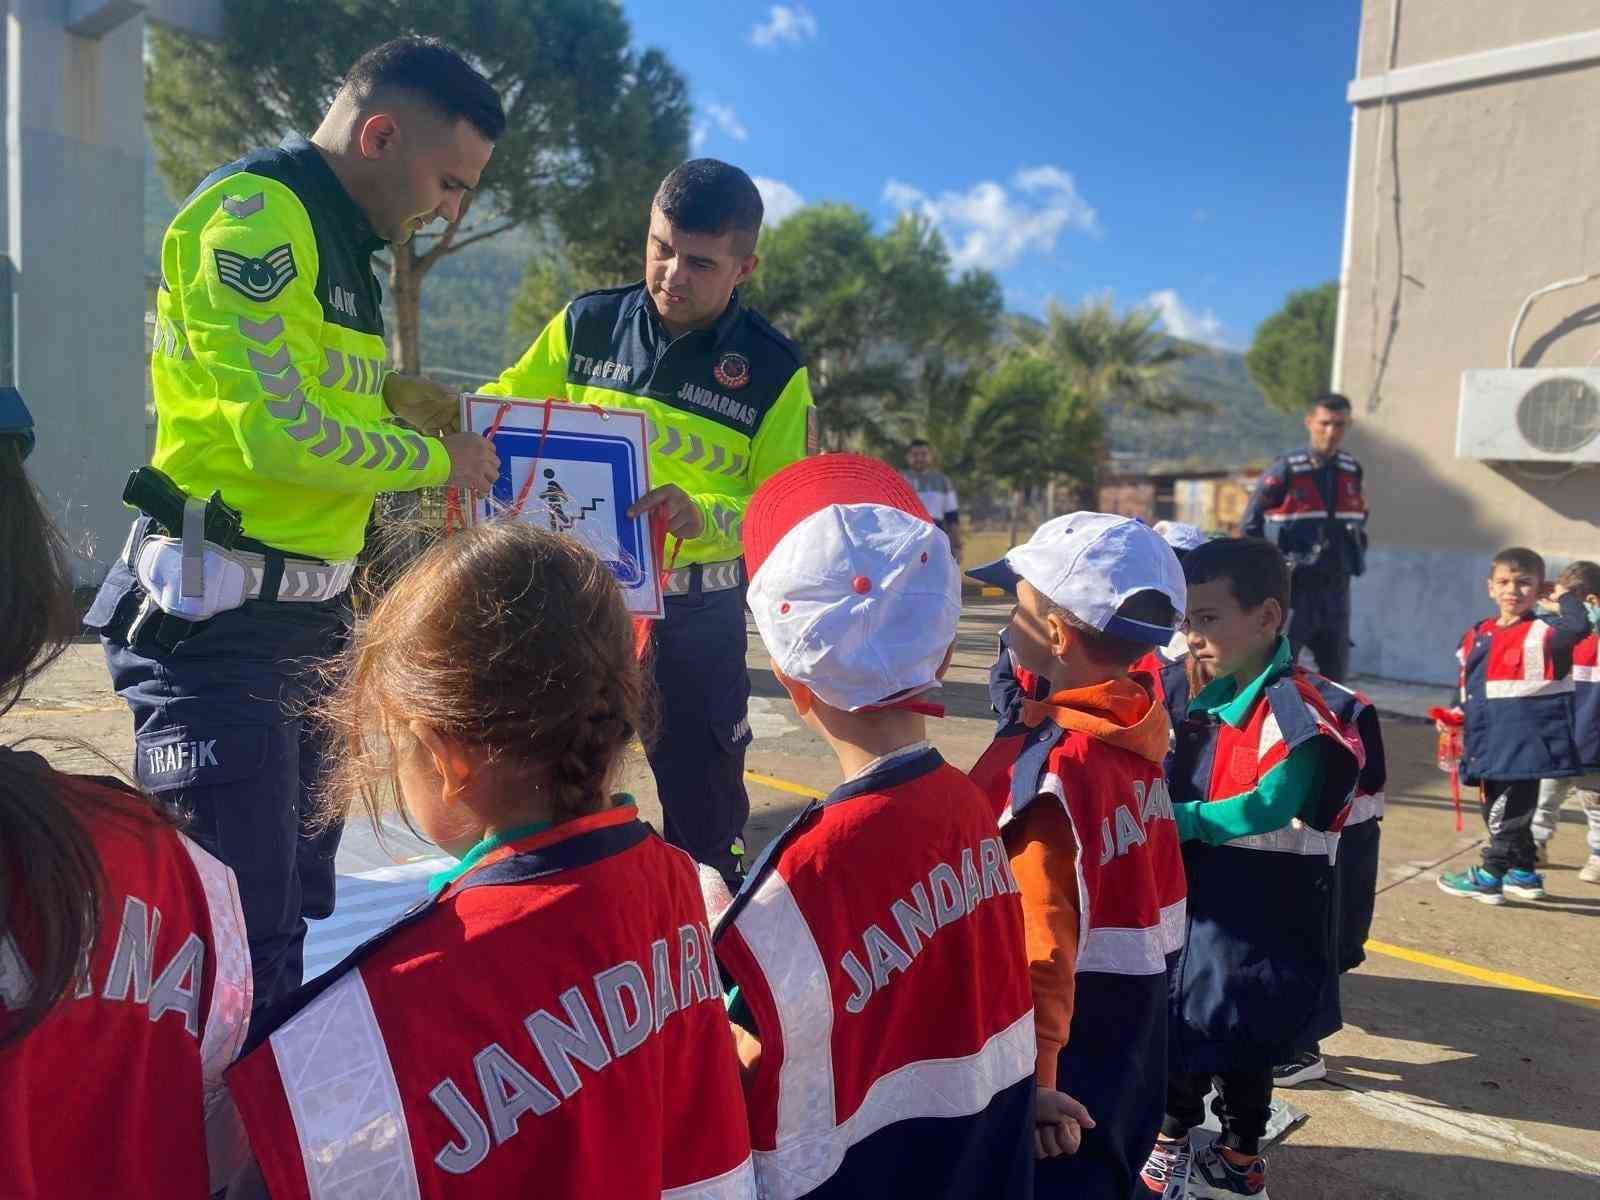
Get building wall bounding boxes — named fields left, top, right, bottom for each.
left=1337, top=0, right=1600, bottom=683
left=10, top=2, right=222, bottom=584
left=1098, top=477, right=1156, bottom=521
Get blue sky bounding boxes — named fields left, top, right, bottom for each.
left=623, top=2, right=1362, bottom=350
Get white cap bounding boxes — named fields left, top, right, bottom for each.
left=744, top=455, right=959, bottom=713
left=1154, top=520, right=1208, bottom=553
left=968, top=511, right=1186, bottom=645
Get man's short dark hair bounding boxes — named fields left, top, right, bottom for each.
left=908, top=438, right=931, bottom=450
left=1184, top=537, right=1290, bottom=615
left=1055, top=590, right=1177, bottom=670
left=341, top=37, right=506, bottom=142
left=1309, top=391, right=1352, bottom=415
left=1491, top=546, right=1545, bottom=581
left=653, top=159, right=764, bottom=255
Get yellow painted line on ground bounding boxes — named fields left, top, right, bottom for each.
left=746, top=762, right=1600, bottom=1010
left=744, top=770, right=826, bottom=800
left=980, top=586, right=1005, bottom=598
left=1365, top=939, right=1600, bottom=1009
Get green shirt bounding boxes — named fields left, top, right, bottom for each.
left=1173, top=637, right=1324, bottom=845
left=426, top=795, right=640, bottom=895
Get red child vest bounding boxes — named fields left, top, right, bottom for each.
left=968, top=680, right=1188, bottom=1197
left=969, top=678, right=1187, bottom=979
left=0, top=764, right=251, bottom=1200
left=1456, top=616, right=1580, bottom=782
left=1575, top=633, right=1600, bottom=768
left=714, top=747, right=1035, bottom=1200
left=227, top=807, right=755, bottom=1200
left=1167, top=671, right=1364, bottom=1072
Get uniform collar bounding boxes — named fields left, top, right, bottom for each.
left=1189, top=635, right=1293, bottom=728
left=280, top=134, right=385, bottom=254
left=633, top=283, right=745, bottom=348
left=427, top=796, right=638, bottom=896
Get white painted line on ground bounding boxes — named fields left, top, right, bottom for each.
left=1341, top=1087, right=1600, bottom=1178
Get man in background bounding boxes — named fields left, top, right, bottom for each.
left=902, top=438, right=963, bottom=561
left=1242, top=392, right=1367, bottom=682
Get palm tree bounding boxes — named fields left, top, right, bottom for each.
left=1016, top=297, right=1206, bottom=416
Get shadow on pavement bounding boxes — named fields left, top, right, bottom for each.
left=1274, top=1144, right=1600, bottom=1200
left=1329, top=969, right=1600, bottom=1139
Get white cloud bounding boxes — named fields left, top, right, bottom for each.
left=1146, top=289, right=1228, bottom=347
left=691, top=101, right=748, bottom=151
left=754, top=177, right=805, bottom=225
left=750, top=4, right=818, bottom=48
left=705, top=102, right=747, bottom=142
left=881, top=166, right=1099, bottom=272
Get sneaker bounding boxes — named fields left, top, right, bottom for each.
left=1140, top=1135, right=1193, bottom=1197
left=1579, top=855, right=1600, bottom=884
left=1189, top=1144, right=1268, bottom=1198
left=1502, top=868, right=1546, bottom=900
left=1272, top=1050, right=1326, bottom=1087
left=1437, top=866, right=1505, bottom=905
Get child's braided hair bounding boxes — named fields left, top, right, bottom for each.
left=318, top=521, right=653, bottom=837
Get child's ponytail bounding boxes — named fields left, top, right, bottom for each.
left=318, top=522, right=653, bottom=838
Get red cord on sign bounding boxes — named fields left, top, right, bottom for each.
left=632, top=507, right=682, bottom=662
left=445, top=401, right=514, bottom=534
left=506, top=398, right=556, bottom=520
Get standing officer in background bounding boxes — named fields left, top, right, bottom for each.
left=901, top=437, right=963, bottom=562
left=484, top=159, right=814, bottom=888
left=85, top=38, right=504, bottom=1019
left=1242, top=391, right=1368, bottom=682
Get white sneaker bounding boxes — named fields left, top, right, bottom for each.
left=1580, top=855, right=1600, bottom=884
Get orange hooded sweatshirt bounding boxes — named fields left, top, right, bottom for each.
left=1005, top=673, right=1170, bottom=1088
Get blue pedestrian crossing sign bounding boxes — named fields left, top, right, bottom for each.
left=461, top=396, right=664, bottom=617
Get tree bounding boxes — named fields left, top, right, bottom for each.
left=146, top=1, right=689, bottom=373
left=1016, top=296, right=1204, bottom=415
left=739, top=205, right=1002, bottom=448
left=1245, top=282, right=1338, bottom=415
left=964, top=353, right=1101, bottom=539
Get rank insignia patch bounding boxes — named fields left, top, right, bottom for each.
left=220, top=193, right=264, bottom=219
left=214, top=244, right=298, bottom=303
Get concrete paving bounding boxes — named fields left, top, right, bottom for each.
left=7, top=609, right=1599, bottom=1197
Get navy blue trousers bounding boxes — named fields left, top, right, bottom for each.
left=1288, top=577, right=1351, bottom=683
left=643, top=581, right=752, bottom=880
left=90, top=561, right=347, bottom=1023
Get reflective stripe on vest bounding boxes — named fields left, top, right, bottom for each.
left=179, top=834, right=252, bottom=1106
left=731, top=868, right=1034, bottom=1200
left=1347, top=790, right=1385, bottom=824
left=269, top=970, right=420, bottom=1199
left=1036, top=770, right=1186, bottom=976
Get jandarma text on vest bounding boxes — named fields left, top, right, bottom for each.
left=427, top=920, right=719, bottom=1175
left=841, top=835, right=1018, bottom=1014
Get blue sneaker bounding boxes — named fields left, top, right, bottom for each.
left=1437, top=866, right=1505, bottom=905
left=1502, top=868, right=1546, bottom=900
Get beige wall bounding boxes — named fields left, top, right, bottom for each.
left=1336, top=0, right=1600, bottom=681
left=1355, top=0, right=1600, bottom=73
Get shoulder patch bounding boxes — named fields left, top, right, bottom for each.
left=214, top=243, right=297, bottom=303
left=220, top=192, right=264, bottom=219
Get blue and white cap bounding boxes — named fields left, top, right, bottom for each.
left=968, top=511, right=1186, bottom=645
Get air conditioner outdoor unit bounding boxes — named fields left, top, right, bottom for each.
left=1457, top=369, right=1600, bottom=462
